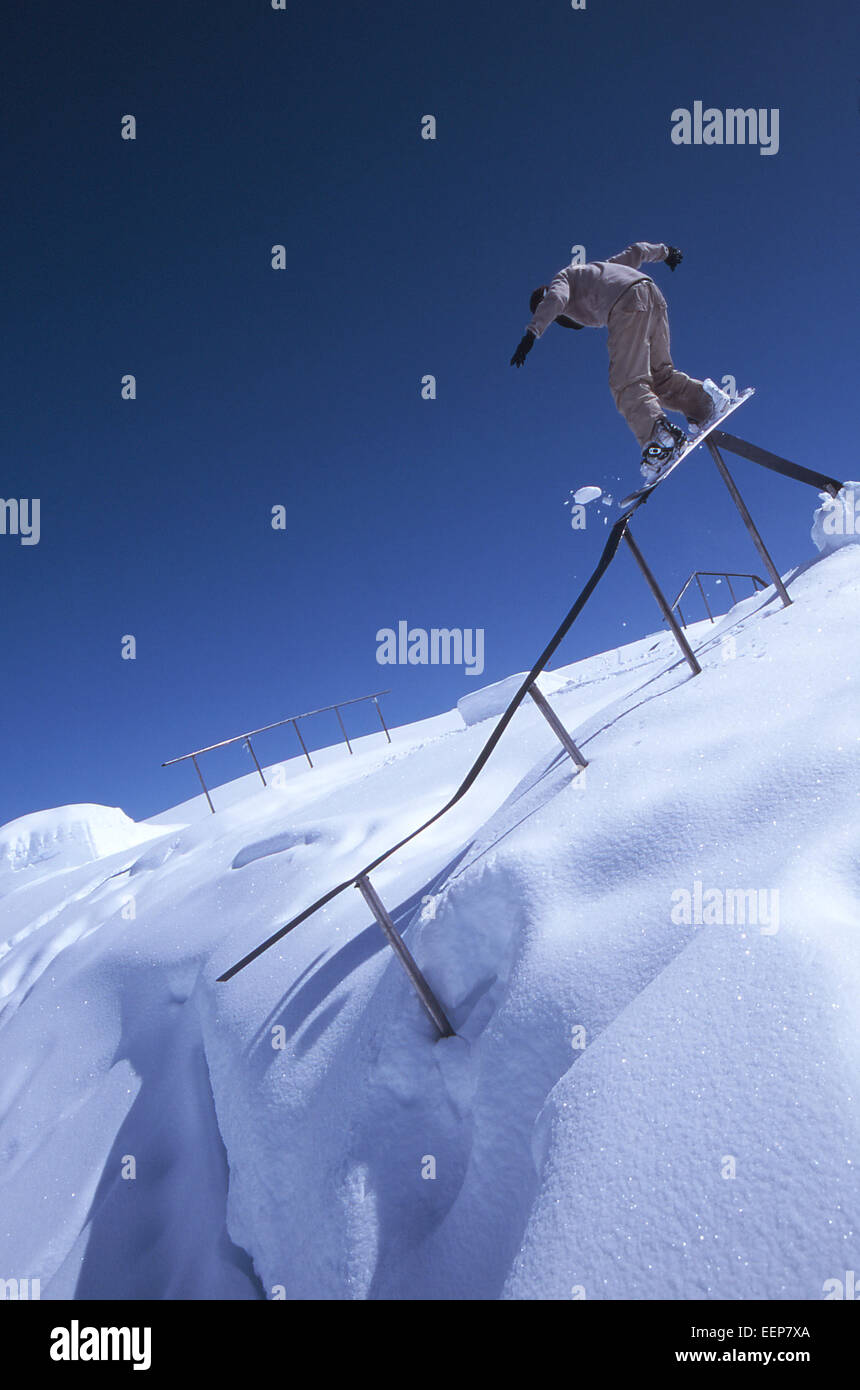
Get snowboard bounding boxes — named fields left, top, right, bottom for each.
left=619, top=387, right=755, bottom=509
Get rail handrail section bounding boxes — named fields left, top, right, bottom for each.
left=163, top=691, right=392, bottom=814
left=671, top=571, right=767, bottom=627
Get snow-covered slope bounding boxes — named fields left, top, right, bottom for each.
left=1, top=543, right=859, bottom=1300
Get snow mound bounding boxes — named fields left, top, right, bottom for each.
left=231, top=829, right=322, bottom=870
left=811, top=483, right=860, bottom=555
left=0, top=804, right=171, bottom=887
left=457, top=669, right=571, bottom=727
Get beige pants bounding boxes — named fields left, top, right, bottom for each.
left=607, top=280, right=711, bottom=447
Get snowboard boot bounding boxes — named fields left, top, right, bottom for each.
left=640, top=415, right=687, bottom=482
left=687, top=378, right=733, bottom=437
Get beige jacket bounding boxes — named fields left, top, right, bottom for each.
left=526, top=242, right=669, bottom=334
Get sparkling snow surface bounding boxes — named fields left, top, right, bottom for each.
left=1, top=542, right=859, bottom=1300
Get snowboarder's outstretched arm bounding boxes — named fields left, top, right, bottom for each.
left=510, top=333, right=534, bottom=367
left=525, top=271, right=570, bottom=339
left=607, top=241, right=670, bottom=269
left=510, top=269, right=571, bottom=365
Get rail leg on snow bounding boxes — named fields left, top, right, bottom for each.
left=355, top=874, right=455, bottom=1040
left=623, top=528, right=702, bottom=676
left=527, top=682, right=589, bottom=770
left=191, top=755, right=217, bottom=815
left=245, top=737, right=267, bottom=786
left=292, top=718, right=314, bottom=768
left=373, top=696, right=392, bottom=743
left=706, top=439, right=792, bottom=609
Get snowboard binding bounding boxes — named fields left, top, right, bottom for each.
left=642, top=415, right=688, bottom=466
left=620, top=386, right=755, bottom=509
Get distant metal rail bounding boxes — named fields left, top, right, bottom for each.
left=162, top=691, right=392, bottom=814
left=670, top=570, right=767, bottom=628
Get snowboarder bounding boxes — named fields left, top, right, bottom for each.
left=510, top=241, right=729, bottom=480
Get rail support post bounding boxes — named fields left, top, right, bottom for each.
left=624, top=527, right=702, bottom=675
left=695, top=573, right=714, bottom=623
left=527, top=682, right=588, bottom=770
left=292, top=718, right=314, bottom=768
left=373, top=696, right=392, bottom=744
left=244, top=737, right=267, bottom=786
left=706, top=438, right=792, bottom=609
left=356, top=875, right=455, bottom=1039
left=334, top=705, right=353, bottom=754
left=191, top=755, right=216, bottom=815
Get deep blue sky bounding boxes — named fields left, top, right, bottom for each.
left=3, top=0, right=857, bottom=826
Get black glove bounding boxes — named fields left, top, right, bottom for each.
left=510, top=331, right=536, bottom=367
left=665, top=246, right=683, bottom=271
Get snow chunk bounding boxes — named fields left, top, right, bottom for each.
left=457, top=670, right=570, bottom=727
left=811, top=483, right=860, bottom=555
left=0, top=804, right=169, bottom=884
left=232, top=828, right=322, bottom=870
left=571, top=485, right=602, bottom=505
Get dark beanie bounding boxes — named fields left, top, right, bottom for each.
left=529, top=286, right=548, bottom=315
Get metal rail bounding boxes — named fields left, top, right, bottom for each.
left=711, top=431, right=842, bottom=496
left=163, top=691, right=392, bottom=813
left=217, top=427, right=844, bottom=1045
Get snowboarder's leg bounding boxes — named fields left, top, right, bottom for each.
left=606, top=282, right=665, bottom=447
left=647, top=287, right=712, bottom=424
